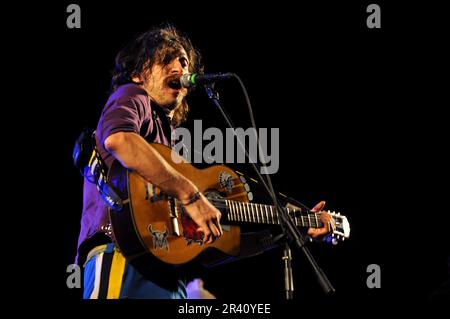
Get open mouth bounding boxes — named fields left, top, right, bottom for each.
left=167, top=76, right=181, bottom=90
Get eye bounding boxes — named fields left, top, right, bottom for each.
left=179, top=56, right=189, bottom=69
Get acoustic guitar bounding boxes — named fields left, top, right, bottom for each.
left=107, top=143, right=350, bottom=267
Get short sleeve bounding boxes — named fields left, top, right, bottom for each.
left=97, top=88, right=150, bottom=148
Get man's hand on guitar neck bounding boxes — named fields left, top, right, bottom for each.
left=181, top=191, right=223, bottom=245
left=286, top=201, right=333, bottom=241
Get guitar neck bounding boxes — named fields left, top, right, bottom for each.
left=210, top=199, right=323, bottom=228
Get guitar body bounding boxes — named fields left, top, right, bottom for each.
left=107, top=143, right=247, bottom=267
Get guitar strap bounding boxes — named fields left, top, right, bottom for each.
left=73, top=128, right=123, bottom=211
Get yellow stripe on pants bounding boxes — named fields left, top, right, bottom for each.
left=106, top=250, right=127, bottom=299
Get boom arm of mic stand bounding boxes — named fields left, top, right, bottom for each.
left=204, top=83, right=335, bottom=296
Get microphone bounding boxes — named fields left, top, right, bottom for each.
left=179, top=72, right=233, bottom=88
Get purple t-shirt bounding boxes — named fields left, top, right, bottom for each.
left=76, top=83, right=173, bottom=265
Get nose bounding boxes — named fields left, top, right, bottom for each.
left=169, top=58, right=183, bottom=75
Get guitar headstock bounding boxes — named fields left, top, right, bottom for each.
left=326, top=210, right=351, bottom=245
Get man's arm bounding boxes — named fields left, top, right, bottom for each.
left=104, top=131, right=222, bottom=244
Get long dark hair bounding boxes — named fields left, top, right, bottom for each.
left=111, top=24, right=203, bottom=126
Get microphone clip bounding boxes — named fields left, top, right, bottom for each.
left=205, top=83, right=220, bottom=101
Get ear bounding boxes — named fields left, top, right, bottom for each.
left=131, top=76, right=143, bottom=84
left=131, top=74, right=143, bottom=84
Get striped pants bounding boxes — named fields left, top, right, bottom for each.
left=83, top=243, right=186, bottom=299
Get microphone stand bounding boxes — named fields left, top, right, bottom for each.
left=283, top=243, right=294, bottom=299
left=204, top=82, right=335, bottom=297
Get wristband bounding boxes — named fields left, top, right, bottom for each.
left=181, top=191, right=201, bottom=206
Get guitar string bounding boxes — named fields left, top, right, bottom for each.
left=206, top=197, right=323, bottom=216
left=205, top=198, right=324, bottom=226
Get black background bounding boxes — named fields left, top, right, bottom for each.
left=15, top=0, right=448, bottom=313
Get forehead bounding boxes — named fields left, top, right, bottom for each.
left=158, top=43, right=189, bottom=64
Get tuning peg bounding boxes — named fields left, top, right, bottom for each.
left=332, top=238, right=338, bottom=245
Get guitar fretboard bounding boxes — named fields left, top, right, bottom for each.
left=213, top=199, right=323, bottom=228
